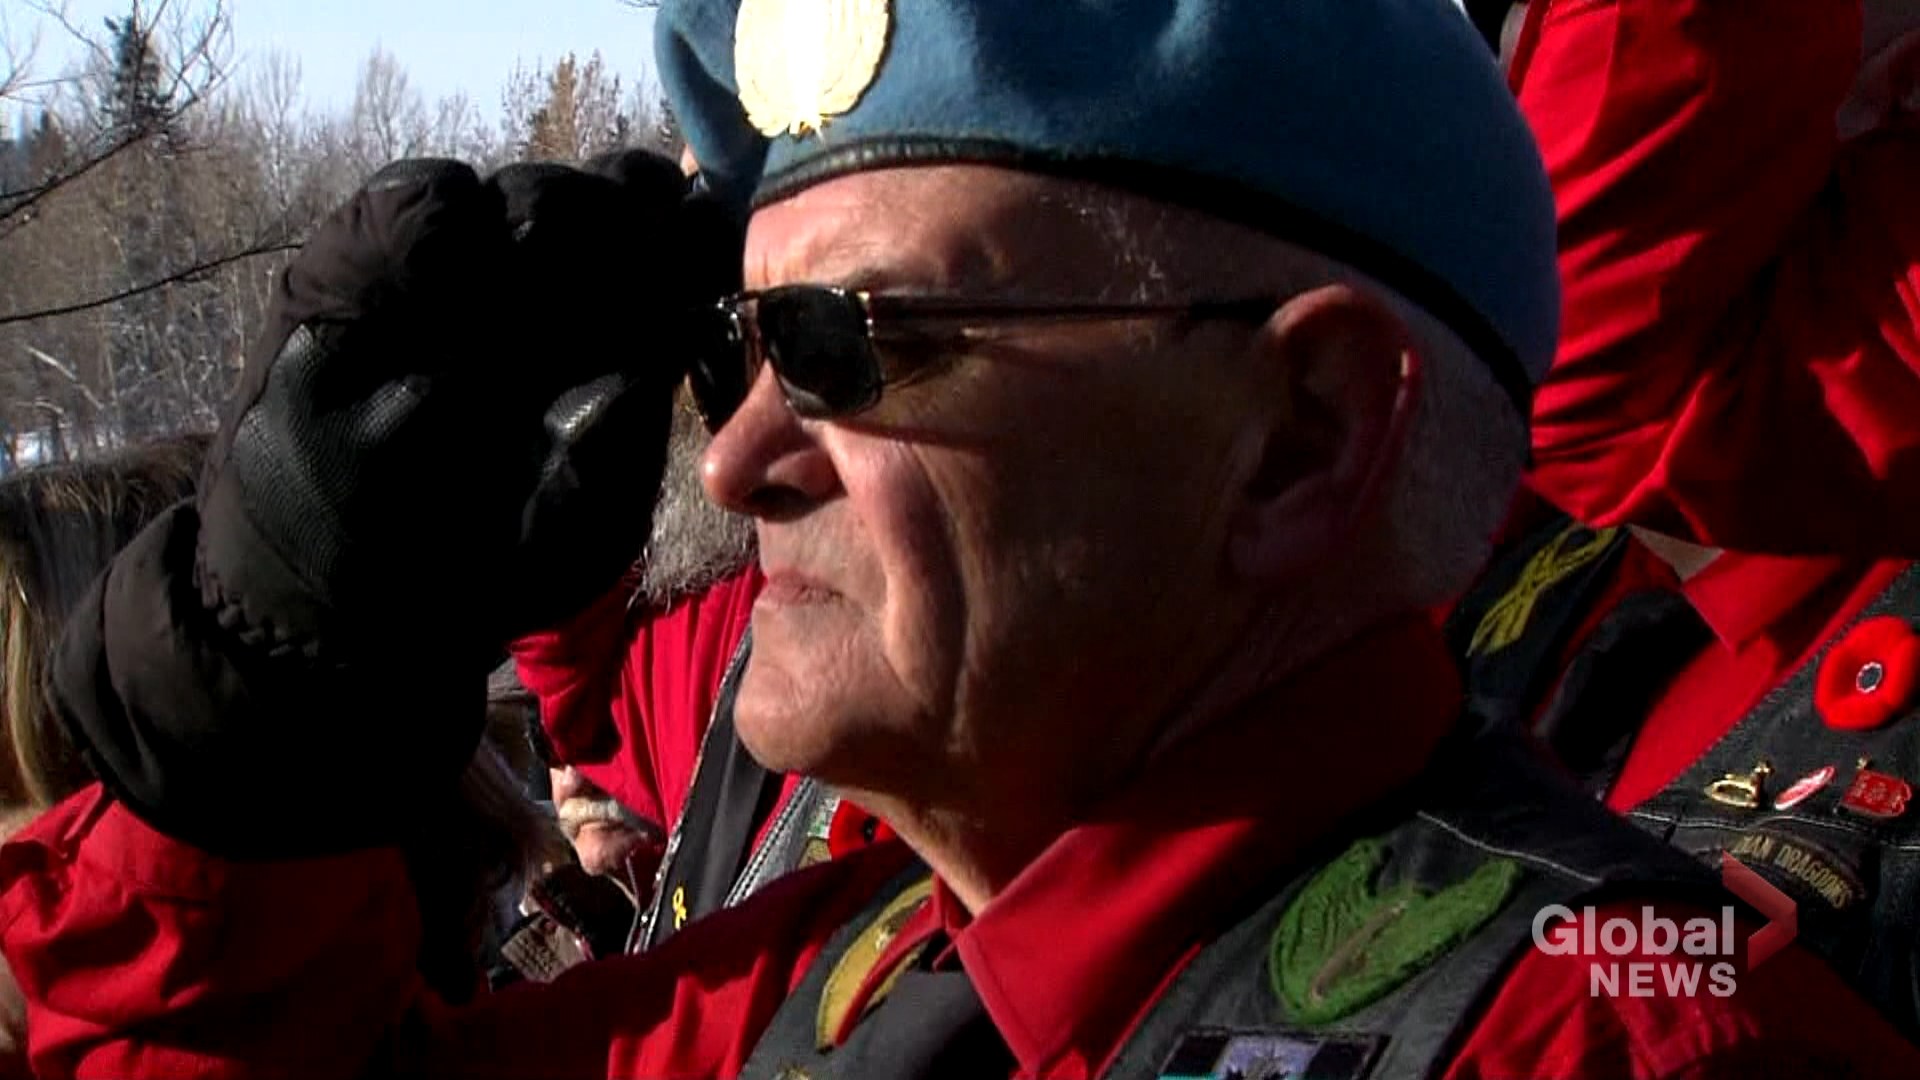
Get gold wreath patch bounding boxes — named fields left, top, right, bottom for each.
left=736, top=0, right=892, bottom=139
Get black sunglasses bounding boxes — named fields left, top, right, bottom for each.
left=684, top=285, right=1278, bottom=432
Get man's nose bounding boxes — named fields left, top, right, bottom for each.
left=701, top=364, right=842, bottom=520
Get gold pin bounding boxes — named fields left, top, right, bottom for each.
left=1705, top=761, right=1773, bottom=809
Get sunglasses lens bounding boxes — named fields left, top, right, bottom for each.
left=687, top=307, right=751, bottom=431
left=759, top=289, right=883, bottom=418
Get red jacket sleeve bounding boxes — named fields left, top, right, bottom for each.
left=1447, top=899, right=1920, bottom=1079
left=1517, top=0, right=1920, bottom=555
left=0, top=785, right=916, bottom=1079
left=511, top=567, right=763, bottom=829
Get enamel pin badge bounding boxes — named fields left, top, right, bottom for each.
left=1705, top=761, right=1773, bottom=810
left=1772, top=765, right=1836, bottom=811
left=1840, top=758, right=1913, bottom=820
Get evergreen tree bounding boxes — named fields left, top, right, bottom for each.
left=102, top=5, right=174, bottom=148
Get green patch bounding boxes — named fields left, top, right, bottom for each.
left=1270, top=839, right=1520, bottom=1026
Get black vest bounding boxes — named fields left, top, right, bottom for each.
left=1447, top=512, right=1920, bottom=1041
left=739, top=735, right=1726, bottom=1080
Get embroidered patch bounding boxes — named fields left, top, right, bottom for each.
left=1158, top=1028, right=1382, bottom=1080
left=815, top=875, right=934, bottom=1049
left=1270, top=839, right=1520, bottom=1026
left=1468, top=524, right=1618, bottom=657
left=1723, top=827, right=1865, bottom=911
left=735, top=0, right=891, bottom=138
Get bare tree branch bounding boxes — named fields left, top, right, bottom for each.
left=0, top=3, right=46, bottom=102
left=0, top=0, right=232, bottom=231
left=0, top=235, right=297, bottom=327
left=21, top=344, right=107, bottom=413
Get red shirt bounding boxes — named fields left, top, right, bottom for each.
left=1515, top=0, right=1920, bottom=556
left=4, top=617, right=1914, bottom=1079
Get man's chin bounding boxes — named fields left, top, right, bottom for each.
left=572, top=823, right=649, bottom=879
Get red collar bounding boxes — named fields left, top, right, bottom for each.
left=1681, top=551, right=1855, bottom=650
left=835, top=616, right=1462, bottom=1076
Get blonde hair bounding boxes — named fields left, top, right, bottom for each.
left=0, top=437, right=209, bottom=822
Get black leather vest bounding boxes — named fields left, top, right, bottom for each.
left=1448, top=511, right=1920, bottom=1041
left=739, top=736, right=1725, bottom=1080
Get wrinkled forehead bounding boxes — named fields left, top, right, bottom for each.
left=743, top=165, right=1224, bottom=296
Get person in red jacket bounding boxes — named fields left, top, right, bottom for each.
left=1449, top=0, right=1920, bottom=1042
left=1515, top=0, right=1920, bottom=555
left=7, top=2, right=1918, bottom=1078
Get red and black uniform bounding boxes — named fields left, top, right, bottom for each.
left=6, top=617, right=1916, bottom=1078
left=1445, top=0, right=1920, bottom=1041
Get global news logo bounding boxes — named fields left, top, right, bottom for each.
left=1529, top=854, right=1798, bottom=997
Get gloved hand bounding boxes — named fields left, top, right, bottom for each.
left=55, top=151, right=741, bottom=856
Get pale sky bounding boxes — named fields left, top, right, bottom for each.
left=14, top=0, right=662, bottom=119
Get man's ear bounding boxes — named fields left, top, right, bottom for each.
left=1227, top=283, right=1422, bottom=584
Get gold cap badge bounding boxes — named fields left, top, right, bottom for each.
left=735, top=0, right=892, bottom=139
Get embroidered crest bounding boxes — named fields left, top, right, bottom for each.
left=735, top=0, right=892, bottom=138
left=1158, top=1028, right=1382, bottom=1080
left=1270, top=839, right=1520, bottom=1026
left=815, top=875, right=934, bottom=1048
left=1468, top=524, right=1619, bottom=657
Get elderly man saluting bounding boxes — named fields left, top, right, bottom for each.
left=4, top=0, right=1916, bottom=1077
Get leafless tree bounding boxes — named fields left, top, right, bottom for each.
left=0, top=3, right=673, bottom=468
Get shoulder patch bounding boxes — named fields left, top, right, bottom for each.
left=1270, top=839, right=1520, bottom=1026
left=1468, top=524, right=1618, bottom=657
left=815, top=874, right=934, bottom=1048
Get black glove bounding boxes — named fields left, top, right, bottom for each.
left=54, top=152, right=741, bottom=857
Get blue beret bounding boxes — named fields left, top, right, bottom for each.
left=656, top=0, right=1558, bottom=412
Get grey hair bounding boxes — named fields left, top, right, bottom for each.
left=1062, top=181, right=1525, bottom=624
left=1362, top=290, right=1526, bottom=608
left=637, top=393, right=760, bottom=608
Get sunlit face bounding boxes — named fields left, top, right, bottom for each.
left=702, top=167, right=1266, bottom=816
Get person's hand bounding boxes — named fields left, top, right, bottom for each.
left=56, top=152, right=741, bottom=855
left=200, top=152, right=735, bottom=666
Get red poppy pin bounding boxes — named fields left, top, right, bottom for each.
left=1814, top=616, right=1920, bottom=732
left=827, top=800, right=898, bottom=859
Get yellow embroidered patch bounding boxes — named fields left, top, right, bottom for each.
left=735, top=0, right=892, bottom=138
left=815, top=875, right=934, bottom=1049
left=1468, top=524, right=1619, bottom=657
